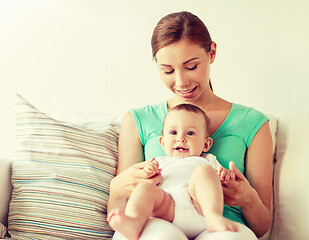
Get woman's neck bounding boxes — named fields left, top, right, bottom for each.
left=167, top=92, right=232, bottom=136
left=167, top=92, right=230, bottom=112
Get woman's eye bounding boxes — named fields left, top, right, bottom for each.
left=165, top=69, right=175, bottom=75
left=186, top=64, right=198, bottom=71
left=169, top=130, right=177, bottom=135
left=187, top=131, right=195, bottom=136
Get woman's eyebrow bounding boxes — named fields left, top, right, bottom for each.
left=159, top=63, right=172, bottom=67
left=183, top=58, right=199, bottom=65
left=159, top=58, right=199, bottom=67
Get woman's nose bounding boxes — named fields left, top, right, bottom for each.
left=175, top=71, right=190, bottom=88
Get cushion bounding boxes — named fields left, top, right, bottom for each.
left=271, top=112, right=309, bottom=240
left=8, top=94, right=119, bottom=239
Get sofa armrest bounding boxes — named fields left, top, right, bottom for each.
left=0, top=223, right=8, bottom=238
left=271, top=112, right=309, bottom=240
left=0, top=158, right=12, bottom=227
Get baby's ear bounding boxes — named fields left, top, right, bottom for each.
left=159, top=136, right=164, bottom=148
left=204, top=137, right=213, bottom=152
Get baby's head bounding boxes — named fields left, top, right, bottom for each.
left=159, top=103, right=213, bottom=158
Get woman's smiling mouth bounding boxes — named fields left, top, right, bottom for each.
left=176, top=86, right=197, bottom=98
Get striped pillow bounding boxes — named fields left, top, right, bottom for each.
left=8, top=95, right=119, bottom=239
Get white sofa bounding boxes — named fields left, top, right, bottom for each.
left=0, top=95, right=309, bottom=240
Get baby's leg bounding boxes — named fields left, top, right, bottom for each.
left=108, top=182, right=174, bottom=240
left=188, top=165, right=238, bottom=232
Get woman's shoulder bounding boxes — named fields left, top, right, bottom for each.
left=230, top=103, right=269, bottom=140
left=231, top=103, right=267, bottom=120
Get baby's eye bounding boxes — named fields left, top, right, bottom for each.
left=187, top=131, right=195, bottom=136
left=169, top=130, right=177, bottom=135
left=186, top=64, right=198, bottom=71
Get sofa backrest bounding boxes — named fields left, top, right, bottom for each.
left=0, top=111, right=279, bottom=239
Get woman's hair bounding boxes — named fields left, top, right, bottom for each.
left=151, top=11, right=213, bottom=59
left=151, top=11, right=214, bottom=90
left=163, top=103, right=210, bottom=137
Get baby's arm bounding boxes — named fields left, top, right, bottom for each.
left=143, top=158, right=161, bottom=178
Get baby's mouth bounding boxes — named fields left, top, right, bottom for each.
left=174, top=147, right=189, bottom=151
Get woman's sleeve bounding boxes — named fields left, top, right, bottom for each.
left=244, top=108, right=269, bottom=147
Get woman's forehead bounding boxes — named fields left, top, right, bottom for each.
left=156, top=39, right=205, bottom=65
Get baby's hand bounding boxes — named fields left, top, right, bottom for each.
left=143, top=158, right=161, bottom=178
left=218, top=166, right=236, bottom=187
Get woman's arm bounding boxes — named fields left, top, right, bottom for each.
left=222, top=121, right=273, bottom=237
left=117, top=111, right=145, bottom=174
left=107, top=112, right=162, bottom=213
left=243, top=121, right=273, bottom=236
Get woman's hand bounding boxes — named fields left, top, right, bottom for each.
left=110, top=158, right=163, bottom=199
left=221, top=161, right=258, bottom=208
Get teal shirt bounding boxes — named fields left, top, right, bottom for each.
left=130, top=102, right=268, bottom=225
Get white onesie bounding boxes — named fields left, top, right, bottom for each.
left=156, top=154, right=221, bottom=239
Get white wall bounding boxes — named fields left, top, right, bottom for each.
left=1, top=0, right=309, bottom=159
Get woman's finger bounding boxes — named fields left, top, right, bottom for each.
left=231, top=171, right=236, bottom=181
left=138, top=172, right=163, bottom=185
left=143, top=164, right=154, bottom=173
left=132, top=161, right=149, bottom=170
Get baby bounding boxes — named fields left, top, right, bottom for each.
left=108, top=103, right=238, bottom=240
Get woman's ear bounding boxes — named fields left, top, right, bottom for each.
left=209, top=42, right=217, bottom=64
left=203, top=137, right=213, bottom=152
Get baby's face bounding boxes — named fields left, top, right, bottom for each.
left=160, top=110, right=207, bottom=158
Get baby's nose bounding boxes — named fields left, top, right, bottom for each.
left=177, top=137, right=186, bottom=143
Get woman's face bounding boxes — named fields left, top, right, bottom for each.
left=156, top=39, right=216, bottom=103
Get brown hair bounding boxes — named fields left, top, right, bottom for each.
left=163, top=103, right=210, bottom=137
left=151, top=11, right=213, bottom=59
left=151, top=11, right=213, bottom=90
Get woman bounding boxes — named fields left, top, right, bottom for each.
left=108, top=11, right=273, bottom=240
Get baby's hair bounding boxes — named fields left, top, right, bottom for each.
left=162, top=103, right=210, bottom=137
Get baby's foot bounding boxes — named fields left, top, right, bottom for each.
left=107, top=209, right=143, bottom=240
left=205, top=214, right=238, bottom=232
